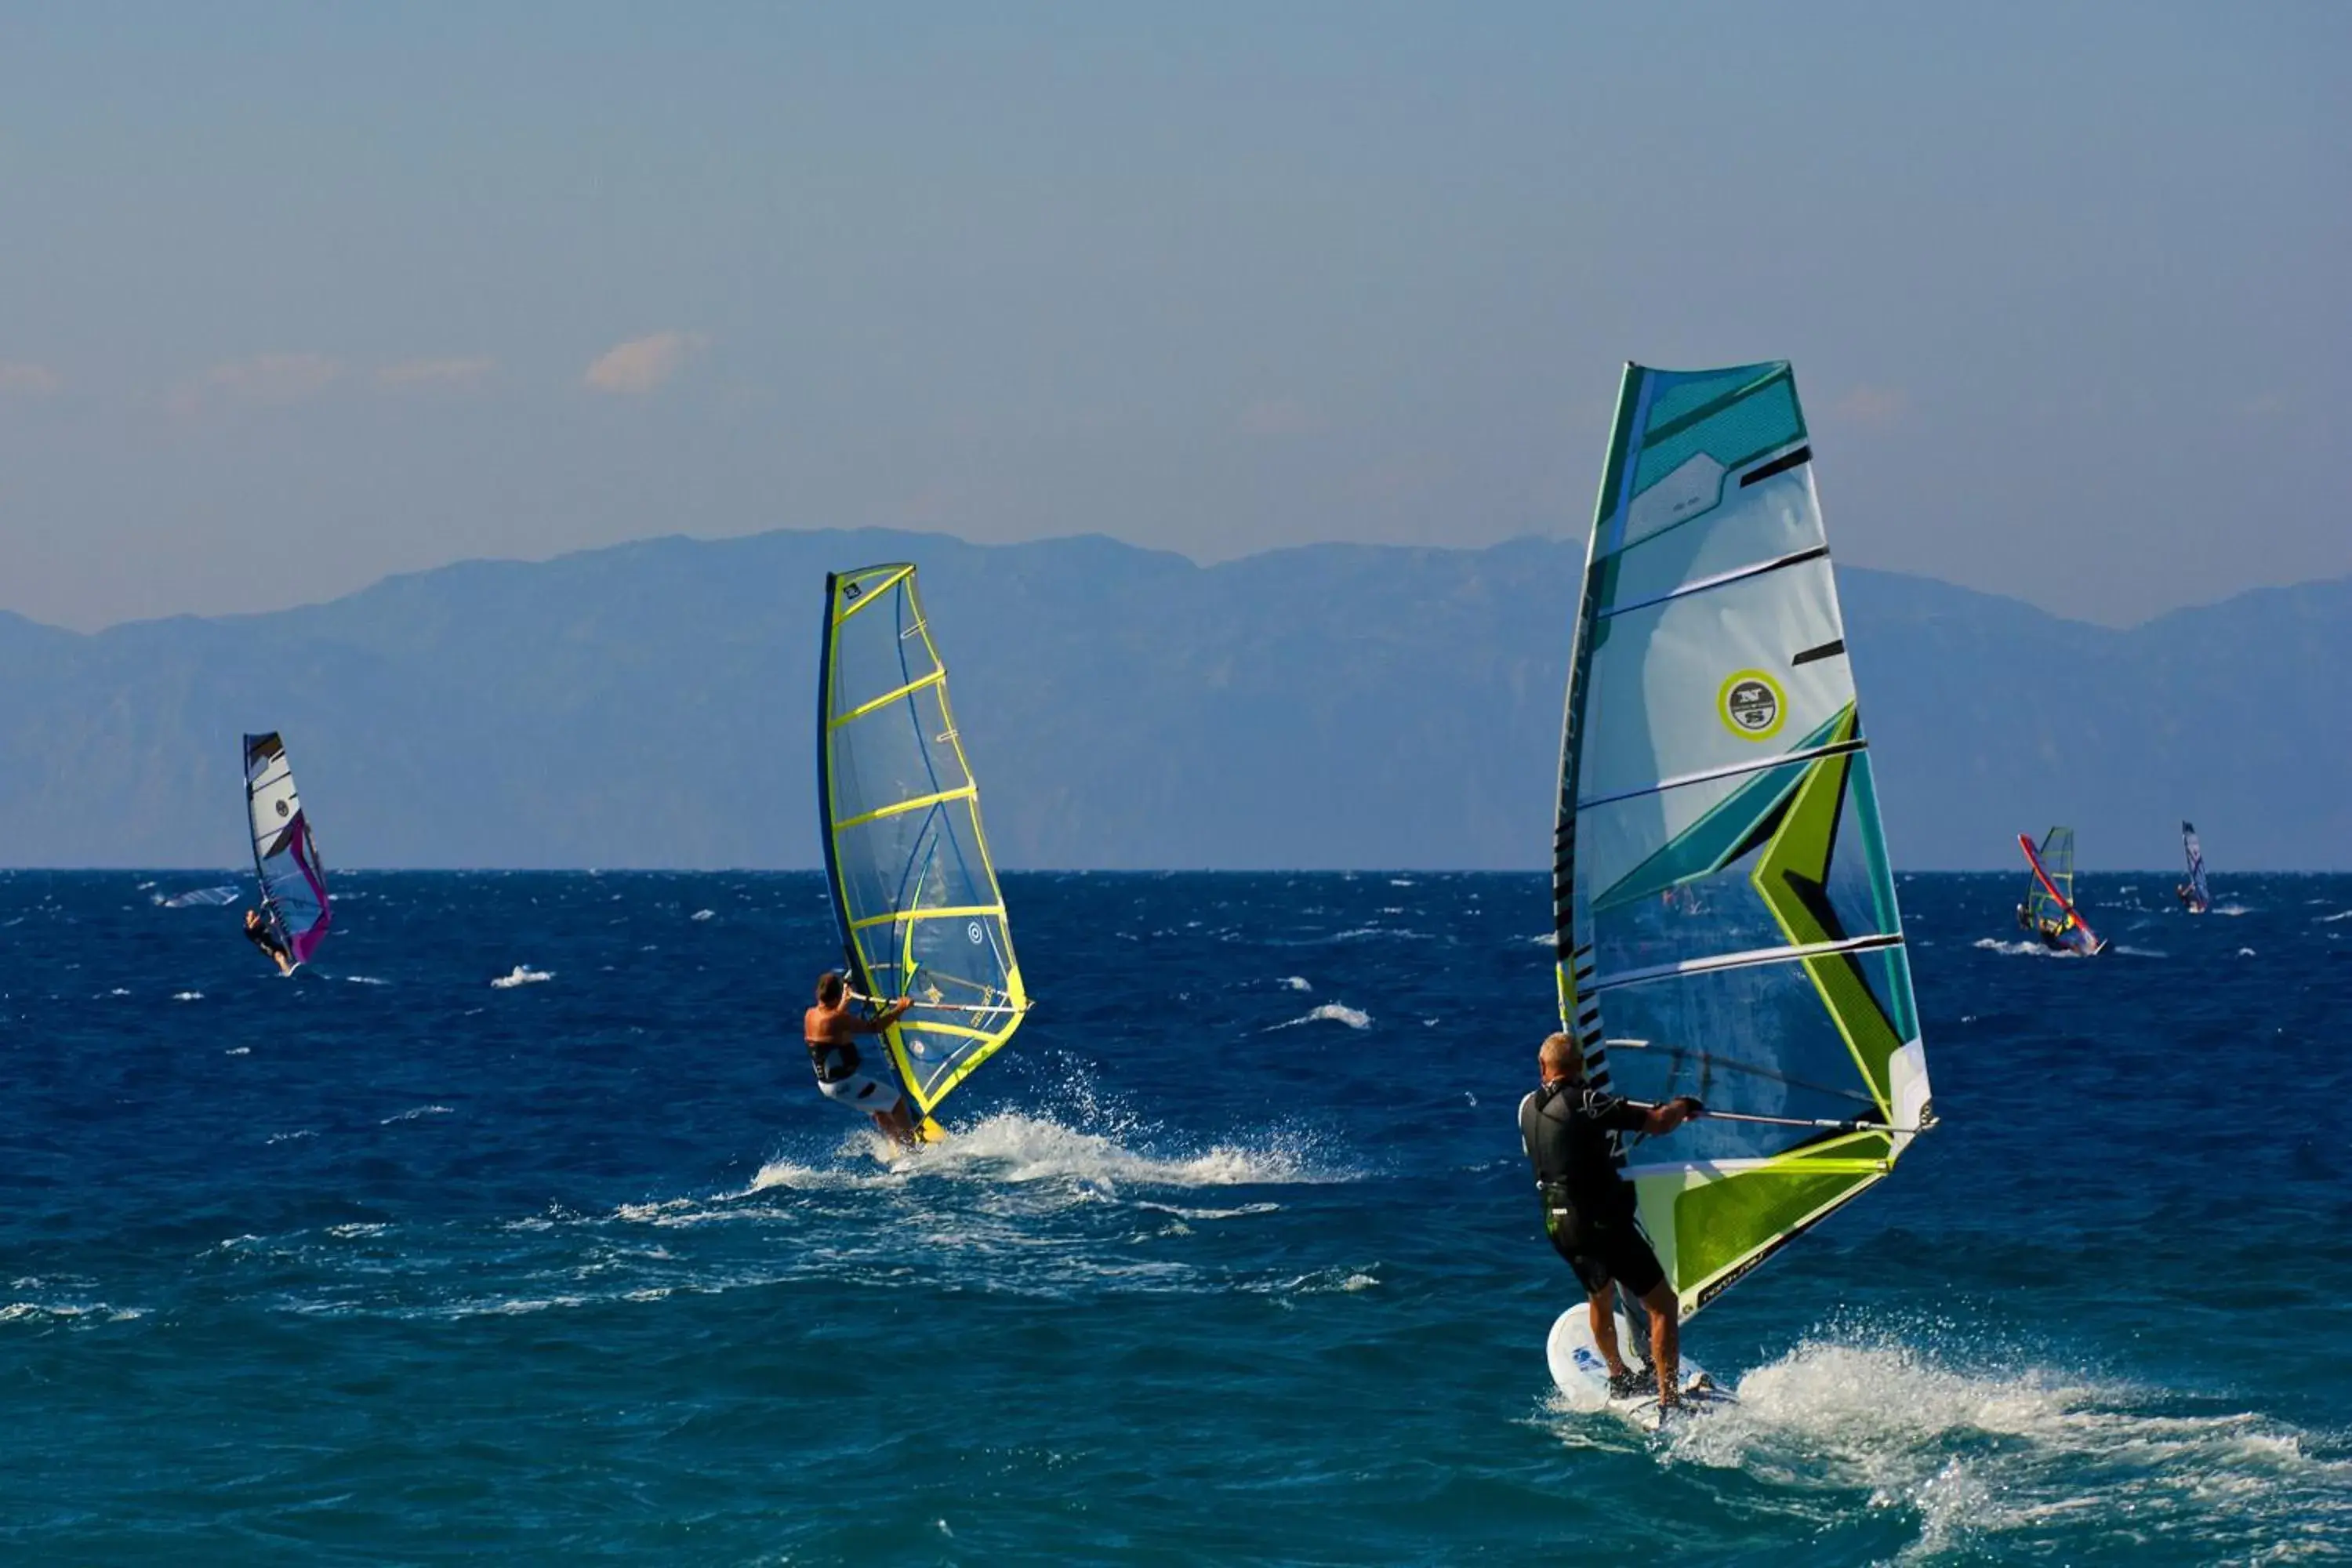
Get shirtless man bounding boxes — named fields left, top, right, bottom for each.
left=803, top=971, right=920, bottom=1147
left=243, top=908, right=294, bottom=976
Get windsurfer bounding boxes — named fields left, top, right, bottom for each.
left=242, top=908, right=294, bottom=976
left=2016, top=902, right=2071, bottom=951
left=803, top=971, right=920, bottom=1147
left=1519, top=1033, right=1704, bottom=1412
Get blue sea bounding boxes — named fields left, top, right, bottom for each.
left=4, top=869, right=2347, bottom=1564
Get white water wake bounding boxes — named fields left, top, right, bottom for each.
left=1971, top=938, right=2067, bottom=958
left=746, top=1110, right=1349, bottom=1198
left=1653, top=1336, right=2350, bottom=1562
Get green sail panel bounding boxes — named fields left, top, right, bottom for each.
left=817, top=564, right=1029, bottom=1116
left=1552, top=362, right=1936, bottom=1319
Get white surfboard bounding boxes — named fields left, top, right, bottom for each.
left=1546, top=1307, right=1735, bottom=1428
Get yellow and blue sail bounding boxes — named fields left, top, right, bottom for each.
left=815, top=564, right=1028, bottom=1118
left=1553, top=362, right=1936, bottom=1318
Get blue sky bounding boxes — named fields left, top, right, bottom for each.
left=1, top=2, right=2343, bottom=629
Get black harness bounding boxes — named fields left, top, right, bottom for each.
left=806, top=1036, right=862, bottom=1084
left=1519, top=1079, right=1632, bottom=1251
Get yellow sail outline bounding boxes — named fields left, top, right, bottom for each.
left=818, top=563, right=1029, bottom=1119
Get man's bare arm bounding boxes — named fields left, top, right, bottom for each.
left=1639, top=1096, right=1704, bottom=1136
left=848, top=998, right=915, bottom=1034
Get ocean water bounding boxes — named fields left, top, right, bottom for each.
left=3, top=869, right=2347, bottom=1565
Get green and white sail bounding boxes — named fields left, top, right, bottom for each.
left=817, top=564, right=1029, bottom=1120
left=1552, top=361, right=1936, bottom=1319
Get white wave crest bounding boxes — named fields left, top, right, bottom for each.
left=1653, top=1336, right=2351, bottom=1560
left=381, top=1105, right=453, bottom=1124
left=690, top=909, right=715, bottom=921
left=1267, top=1003, right=1371, bottom=1031
left=1134, top=1200, right=1283, bottom=1221
left=1279, top=975, right=1312, bottom=992
left=491, top=966, right=554, bottom=989
left=0, top=1300, right=144, bottom=1327
left=158, top=884, right=240, bottom=909
left=173, top=990, right=204, bottom=1001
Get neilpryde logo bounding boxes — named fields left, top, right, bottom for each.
left=1718, top=670, right=1787, bottom=741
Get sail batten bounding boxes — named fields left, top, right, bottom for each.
left=1552, top=361, right=1934, bottom=1322
left=1588, top=932, right=1907, bottom=994
left=817, top=564, right=1028, bottom=1119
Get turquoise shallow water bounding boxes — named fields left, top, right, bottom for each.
left=3, top=869, right=2348, bottom=1564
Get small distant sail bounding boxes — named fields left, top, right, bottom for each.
left=1552, top=361, right=1936, bottom=1322
left=816, top=564, right=1028, bottom=1119
left=242, top=732, right=332, bottom=967
left=2017, top=827, right=2103, bottom=955
left=2180, top=822, right=2212, bottom=914
left=158, top=884, right=241, bottom=909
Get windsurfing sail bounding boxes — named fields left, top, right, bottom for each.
left=158, top=884, right=241, bottom=909
left=2017, top=827, right=2103, bottom=954
left=2180, top=821, right=2211, bottom=913
left=241, top=731, right=332, bottom=966
left=1552, top=361, right=1936, bottom=1320
left=816, top=564, right=1028, bottom=1120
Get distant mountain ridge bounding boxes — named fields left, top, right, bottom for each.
left=0, top=528, right=2339, bottom=871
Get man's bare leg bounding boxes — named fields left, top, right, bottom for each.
left=1587, top=1282, right=1632, bottom=1379
left=1638, top=1279, right=1681, bottom=1406
left=873, top=1103, right=919, bottom=1149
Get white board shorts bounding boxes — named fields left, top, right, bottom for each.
left=816, top=1070, right=903, bottom=1115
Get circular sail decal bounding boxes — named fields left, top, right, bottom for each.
left=1717, top=670, right=1787, bottom=741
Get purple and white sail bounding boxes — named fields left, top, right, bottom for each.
left=242, top=731, right=333, bottom=967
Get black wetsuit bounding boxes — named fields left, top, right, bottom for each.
left=245, top=920, right=291, bottom=968
left=1518, top=1079, right=1665, bottom=1297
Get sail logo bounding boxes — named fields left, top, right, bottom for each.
left=275, top=800, right=290, bottom=817
left=967, top=920, right=985, bottom=944
left=1717, top=670, right=1787, bottom=741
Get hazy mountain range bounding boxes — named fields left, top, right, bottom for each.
left=0, top=528, right=2337, bottom=872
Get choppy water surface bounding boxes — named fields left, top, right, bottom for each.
left=3, top=870, right=2347, bottom=1563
